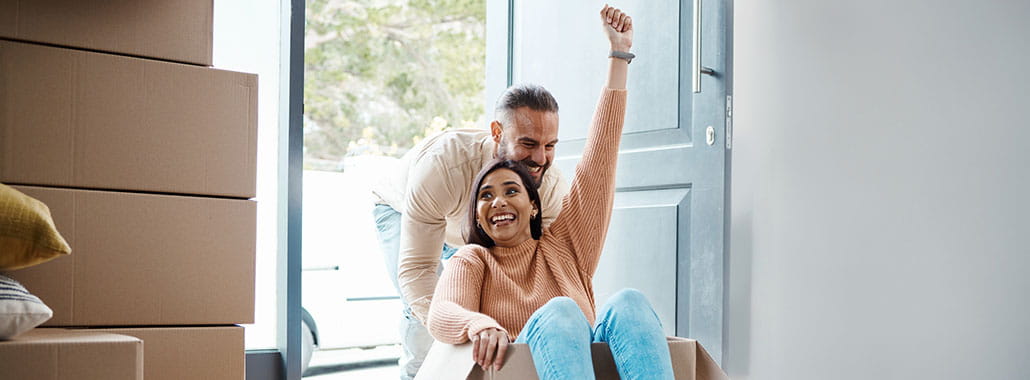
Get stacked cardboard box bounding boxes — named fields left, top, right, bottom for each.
left=0, top=329, right=144, bottom=380
left=1, top=1, right=255, bottom=379
left=0, top=0, right=214, bottom=65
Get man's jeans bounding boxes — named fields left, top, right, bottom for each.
left=373, top=204, right=457, bottom=380
left=514, top=289, right=675, bottom=380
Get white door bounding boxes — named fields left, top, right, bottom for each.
left=486, top=0, right=730, bottom=362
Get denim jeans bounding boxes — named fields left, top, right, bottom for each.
left=373, top=204, right=457, bottom=380
left=513, top=289, right=675, bottom=380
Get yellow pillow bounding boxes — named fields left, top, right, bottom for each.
left=0, top=184, right=71, bottom=270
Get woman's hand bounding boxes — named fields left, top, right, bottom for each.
left=471, top=327, right=510, bottom=371
left=601, top=4, right=633, bottom=52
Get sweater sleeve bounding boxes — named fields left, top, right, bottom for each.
left=427, top=247, right=508, bottom=344
left=548, top=88, right=627, bottom=276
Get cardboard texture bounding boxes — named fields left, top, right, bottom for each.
left=61, top=326, right=246, bottom=380
left=0, top=40, right=258, bottom=198
left=417, top=337, right=728, bottom=380
left=3, top=185, right=256, bottom=326
left=0, top=0, right=214, bottom=65
left=0, top=328, right=143, bottom=380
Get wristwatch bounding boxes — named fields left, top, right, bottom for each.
left=609, top=50, right=635, bottom=64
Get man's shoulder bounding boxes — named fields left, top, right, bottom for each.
left=375, top=129, right=493, bottom=211
left=408, top=129, right=493, bottom=165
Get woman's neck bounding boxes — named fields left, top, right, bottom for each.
left=491, top=238, right=538, bottom=257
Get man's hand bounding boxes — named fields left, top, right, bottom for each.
left=471, top=327, right=510, bottom=372
left=601, top=4, right=633, bottom=52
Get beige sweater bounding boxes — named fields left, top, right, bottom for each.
left=371, top=129, right=569, bottom=323
left=427, top=89, right=626, bottom=342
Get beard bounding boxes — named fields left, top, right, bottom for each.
left=496, top=144, right=548, bottom=188
left=518, top=158, right=547, bottom=188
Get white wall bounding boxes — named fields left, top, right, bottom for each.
left=212, top=0, right=283, bottom=350
left=729, top=1, right=1030, bottom=379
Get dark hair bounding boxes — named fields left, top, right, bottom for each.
left=464, top=159, right=544, bottom=248
left=494, top=84, right=559, bottom=124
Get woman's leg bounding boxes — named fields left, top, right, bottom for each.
left=514, top=297, right=595, bottom=380
left=592, top=288, right=675, bottom=380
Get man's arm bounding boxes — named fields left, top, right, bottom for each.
left=397, top=153, right=462, bottom=324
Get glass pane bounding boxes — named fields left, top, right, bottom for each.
left=513, top=0, right=681, bottom=138
left=302, top=0, right=486, bottom=376
left=304, top=0, right=488, bottom=165
left=213, top=0, right=283, bottom=350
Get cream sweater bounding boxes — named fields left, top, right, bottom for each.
left=427, top=89, right=626, bottom=342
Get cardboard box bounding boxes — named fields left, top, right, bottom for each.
left=0, top=328, right=143, bottom=380
left=3, top=185, right=256, bottom=326
left=417, top=337, right=728, bottom=380
left=0, top=0, right=213, bottom=65
left=0, top=40, right=258, bottom=199
left=61, top=326, right=245, bottom=380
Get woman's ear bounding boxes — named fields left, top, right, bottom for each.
left=531, top=208, right=539, bottom=218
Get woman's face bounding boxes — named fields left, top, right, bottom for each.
left=476, top=168, right=536, bottom=247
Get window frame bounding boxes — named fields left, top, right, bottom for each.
left=244, top=0, right=304, bottom=379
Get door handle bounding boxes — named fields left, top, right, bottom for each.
left=692, top=0, right=716, bottom=93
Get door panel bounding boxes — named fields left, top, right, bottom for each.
left=593, top=189, right=691, bottom=337
left=512, top=0, right=683, bottom=138
left=491, top=0, right=728, bottom=363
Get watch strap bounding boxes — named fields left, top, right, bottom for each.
left=609, top=50, right=635, bottom=64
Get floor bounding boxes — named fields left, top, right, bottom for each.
left=306, top=365, right=397, bottom=380
left=303, top=345, right=401, bottom=380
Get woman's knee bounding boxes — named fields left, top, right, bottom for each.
left=607, top=288, right=651, bottom=309
left=598, top=288, right=660, bottom=324
left=594, top=289, right=665, bottom=343
left=535, top=297, right=590, bottom=331
left=540, top=297, right=586, bottom=319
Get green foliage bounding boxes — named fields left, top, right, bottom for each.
left=304, top=0, right=486, bottom=170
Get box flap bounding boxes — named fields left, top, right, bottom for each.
left=417, top=341, right=476, bottom=380
left=694, top=339, right=729, bottom=380
left=668, top=337, right=700, bottom=380
left=468, top=343, right=537, bottom=380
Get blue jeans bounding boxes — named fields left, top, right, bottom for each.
left=373, top=204, right=457, bottom=380
left=513, top=289, right=675, bottom=380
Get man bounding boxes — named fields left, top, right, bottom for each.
left=371, top=84, right=570, bottom=380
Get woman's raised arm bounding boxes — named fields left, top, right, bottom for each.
left=547, top=6, right=634, bottom=275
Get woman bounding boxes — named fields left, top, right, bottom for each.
left=427, top=5, right=674, bottom=380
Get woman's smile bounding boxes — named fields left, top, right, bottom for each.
left=490, top=212, right=517, bottom=227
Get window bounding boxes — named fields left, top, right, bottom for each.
left=301, top=0, right=487, bottom=377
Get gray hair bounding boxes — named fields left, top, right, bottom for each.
left=494, top=84, right=559, bottom=125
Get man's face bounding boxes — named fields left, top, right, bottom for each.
left=491, top=107, right=559, bottom=187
